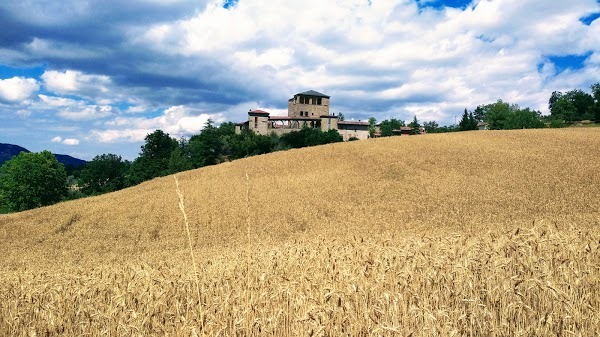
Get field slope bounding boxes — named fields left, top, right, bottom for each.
left=1, top=129, right=599, bottom=336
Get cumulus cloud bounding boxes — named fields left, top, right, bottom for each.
left=0, top=77, right=39, bottom=103
left=51, top=136, right=80, bottom=145
left=130, top=0, right=599, bottom=120
left=91, top=105, right=225, bottom=142
left=62, top=138, right=80, bottom=145
left=41, top=70, right=111, bottom=96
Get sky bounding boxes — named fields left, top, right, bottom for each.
left=0, top=0, right=599, bottom=161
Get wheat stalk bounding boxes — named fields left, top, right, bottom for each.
left=244, top=169, right=252, bottom=334
left=175, top=175, right=204, bottom=333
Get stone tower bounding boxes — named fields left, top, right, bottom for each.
left=288, top=90, right=330, bottom=118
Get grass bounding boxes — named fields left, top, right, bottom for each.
left=0, top=128, right=599, bottom=336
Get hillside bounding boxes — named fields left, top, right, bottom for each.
left=1, top=129, right=599, bottom=336
left=0, top=143, right=87, bottom=168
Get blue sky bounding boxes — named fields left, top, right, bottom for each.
left=1, top=0, right=599, bottom=160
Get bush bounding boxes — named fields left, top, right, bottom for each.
left=549, top=119, right=566, bottom=128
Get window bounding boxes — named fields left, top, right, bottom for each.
left=317, top=98, right=322, bottom=105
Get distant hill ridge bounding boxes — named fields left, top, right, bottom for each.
left=0, top=143, right=87, bottom=168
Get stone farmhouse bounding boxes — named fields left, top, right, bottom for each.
left=235, top=90, right=370, bottom=141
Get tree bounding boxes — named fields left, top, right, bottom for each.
left=408, top=115, right=421, bottom=134
left=378, top=118, right=405, bottom=137
left=0, top=151, right=67, bottom=212
left=548, top=91, right=563, bottom=113
left=591, top=83, right=600, bottom=123
left=423, top=121, right=439, bottom=133
left=483, top=100, right=513, bottom=130
left=338, top=112, right=345, bottom=121
left=368, top=117, right=377, bottom=137
left=478, top=100, right=544, bottom=130
left=551, top=97, right=576, bottom=123
left=458, top=109, right=478, bottom=131
left=189, top=119, right=225, bottom=168
left=567, top=89, right=595, bottom=120
left=78, top=154, right=130, bottom=195
left=280, top=127, right=342, bottom=148
left=505, top=108, right=545, bottom=129
left=128, top=130, right=178, bottom=185
left=550, top=89, right=595, bottom=122
left=473, top=105, right=485, bottom=122
left=168, top=147, right=193, bottom=174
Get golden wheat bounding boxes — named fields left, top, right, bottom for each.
left=1, top=128, right=599, bottom=336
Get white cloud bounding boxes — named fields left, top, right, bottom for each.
left=62, top=138, right=80, bottom=145
left=0, top=77, right=39, bottom=103
left=41, top=70, right=111, bottom=96
left=58, top=105, right=113, bottom=121
left=91, top=105, right=225, bottom=143
left=39, top=94, right=79, bottom=107
left=133, top=0, right=599, bottom=123
left=51, top=136, right=80, bottom=145
left=90, top=128, right=155, bottom=143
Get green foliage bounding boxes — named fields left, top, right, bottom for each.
left=479, top=100, right=544, bottom=130
left=379, top=118, right=405, bottom=137
left=549, top=118, right=566, bottom=128
left=348, top=136, right=359, bottom=141
left=227, top=130, right=277, bottom=159
left=128, top=130, right=178, bottom=185
left=591, top=83, right=600, bottom=123
left=280, top=127, right=343, bottom=148
left=473, top=105, right=485, bottom=122
left=0, top=151, right=68, bottom=212
left=550, top=89, right=595, bottom=122
left=459, top=109, right=478, bottom=131
left=78, top=154, right=130, bottom=195
left=423, top=121, right=439, bottom=133
left=338, top=112, right=346, bottom=121
left=506, top=108, right=545, bottom=129
left=552, top=97, right=576, bottom=123
left=368, top=117, right=377, bottom=137
left=168, top=147, right=193, bottom=174
left=188, top=119, right=225, bottom=168
left=408, top=116, right=421, bottom=134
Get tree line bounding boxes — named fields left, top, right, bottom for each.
left=1, top=83, right=599, bottom=213
left=0, top=123, right=343, bottom=212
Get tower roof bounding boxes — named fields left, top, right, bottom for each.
left=296, top=90, right=330, bottom=98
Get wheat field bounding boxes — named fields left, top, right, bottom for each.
left=1, top=129, right=599, bottom=336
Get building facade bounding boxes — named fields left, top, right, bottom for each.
left=235, top=90, right=370, bottom=141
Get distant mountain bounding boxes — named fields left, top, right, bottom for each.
left=0, top=143, right=87, bottom=169
left=0, top=143, right=29, bottom=166
left=53, top=154, right=87, bottom=169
